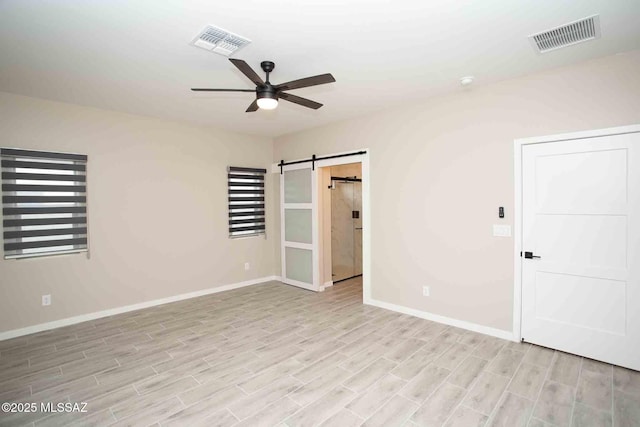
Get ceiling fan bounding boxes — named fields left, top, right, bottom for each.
left=191, top=59, right=336, bottom=112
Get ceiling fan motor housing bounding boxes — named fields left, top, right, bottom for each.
left=257, top=84, right=278, bottom=101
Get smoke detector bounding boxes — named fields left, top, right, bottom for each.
left=191, top=25, right=251, bottom=57
left=460, top=76, right=474, bottom=86
left=529, top=15, right=601, bottom=54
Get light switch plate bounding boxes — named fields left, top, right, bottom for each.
left=493, top=224, right=512, bottom=237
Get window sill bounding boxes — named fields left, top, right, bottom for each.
left=5, top=249, right=88, bottom=260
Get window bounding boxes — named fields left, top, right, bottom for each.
left=228, top=166, right=266, bottom=238
left=1, top=148, right=88, bottom=259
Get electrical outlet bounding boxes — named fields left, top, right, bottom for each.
left=42, top=294, right=51, bottom=306
left=422, top=286, right=430, bottom=297
left=244, top=262, right=250, bottom=271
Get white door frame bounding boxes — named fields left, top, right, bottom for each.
left=274, top=149, right=371, bottom=300
left=512, top=124, right=640, bottom=342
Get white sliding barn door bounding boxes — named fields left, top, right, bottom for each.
left=521, top=132, right=640, bottom=370
left=280, top=164, right=320, bottom=292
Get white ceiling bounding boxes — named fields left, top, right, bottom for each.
left=1, top=0, right=639, bottom=137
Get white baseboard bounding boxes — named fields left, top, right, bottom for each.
left=0, top=275, right=282, bottom=341
left=364, top=297, right=516, bottom=342
left=323, top=281, right=334, bottom=288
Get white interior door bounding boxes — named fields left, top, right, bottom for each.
left=521, top=132, right=640, bottom=370
left=280, top=164, right=320, bottom=291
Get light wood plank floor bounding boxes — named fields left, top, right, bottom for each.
left=1, top=277, right=639, bottom=427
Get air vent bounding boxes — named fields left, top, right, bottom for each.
left=529, top=15, right=601, bottom=54
left=191, top=25, right=250, bottom=57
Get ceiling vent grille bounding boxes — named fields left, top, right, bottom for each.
left=191, top=25, right=250, bottom=57
left=529, top=15, right=601, bottom=54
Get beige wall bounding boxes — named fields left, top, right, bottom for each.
left=2, top=51, right=639, bottom=336
left=274, top=51, right=640, bottom=332
left=0, top=92, right=277, bottom=333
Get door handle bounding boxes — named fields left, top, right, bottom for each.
left=355, top=227, right=363, bottom=230
left=522, top=251, right=541, bottom=259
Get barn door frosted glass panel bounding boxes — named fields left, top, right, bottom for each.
left=282, top=166, right=316, bottom=289
left=285, top=209, right=312, bottom=244
left=284, top=169, right=312, bottom=203
left=285, top=246, right=313, bottom=283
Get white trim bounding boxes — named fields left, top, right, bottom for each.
left=365, top=297, right=515, bottom=342
left=323, top=280, right=334, bottom=288
left=512, top=124, right=640, bottom=343
left=6, top=248, right=88, bottom=260
left=515, top=124, right=640, bottom=146
left=283, top=241, right=313, bottom=250
left=283, top=203, right=312, bottom=210
left=361, top=153, right=371, bottom=302
left=280, top=170, right=286, bottom=289
left=281, top=278, right=319, bottom=292
left=513, top=135, right=523, bottom=342
left=280, top=162, right=312, bottom=171
left=0, top=276, right=281, bottom=341
left=311, top=166, right=320, bottom=290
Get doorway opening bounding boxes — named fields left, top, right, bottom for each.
left=323, top=163, right=363, bottom=286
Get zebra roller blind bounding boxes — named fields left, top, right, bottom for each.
left=228, top=166, right=266, bottom=237
left=1, top=148, right=88, bottom=259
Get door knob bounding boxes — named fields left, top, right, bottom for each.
left=522, top=251, right=541, bottom=259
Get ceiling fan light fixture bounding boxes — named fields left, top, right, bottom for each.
left=257, top=97, right=278, bottom=110
left=257, top=90, right=278, bottom=110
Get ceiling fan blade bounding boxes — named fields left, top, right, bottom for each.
left=245, top=99, right=259, bottom=113
left=275, top=73, right=335, bottom=91
left=229, top=59, right=264, bottom=86
left=191, top=88, right=255, bottom=92
left=279, top=92, right=323, bottom=109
